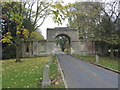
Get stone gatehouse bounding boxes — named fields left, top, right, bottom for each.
left=22, top=27, right=95, bottom=57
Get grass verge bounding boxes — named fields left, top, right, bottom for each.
left=44, top=56, right=64, bottom=88
left=2, top=57, right=49, bottom=88
left=72, top=55, right=119, bottom=71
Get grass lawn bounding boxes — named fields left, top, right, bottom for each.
left=2, top=57, right=49, bottom=88
left=44, top=56, right=65, bottom=88
left=72, top=55, right=119, bottom=71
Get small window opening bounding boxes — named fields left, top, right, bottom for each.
left=26, top=45, right=29, bottom=52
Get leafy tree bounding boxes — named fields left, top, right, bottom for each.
left=97, top=1, right=120, bottom=57
left=96, top=1, right=120, bottom=45
left=1, top=2, right=30, bottom=62
left=1, top=1, right=67, bottom=61
left=67, top=1, right=120, bottom=57
left=67, top=2, right=101, bottom=40
left=30, top=30, right=44, bottom=40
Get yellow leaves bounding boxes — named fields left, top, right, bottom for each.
left=16, top=31, right=21, bottom=34
left=52, top=3, right=63, bottom=10
left=1, top=32, right=13, bottom=43
left=21, top=79, right=24, bottom=81
left=40, top=78, right=42, bottom=80
left=22, top=29, right=29, bottom=38
left=16, top=26, right=20, bottom=31
left=34, top=66, right=38, bottom=69
left=26, top=86, right=29, bottom=88
left=2, top=57, right=49, bottom=88
left=16, top=25, right=30, bottom=39
left=1, top=26, right=29, bottom=44
left=15, top=75, right=18, bottom=78
left=1, top=38, right=11, bottom=43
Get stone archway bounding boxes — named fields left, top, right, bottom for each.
left=46, top=27, right=81, bottom=55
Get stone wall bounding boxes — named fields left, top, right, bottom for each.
left=22, top=27, right=96, bottom=57
left=22, top=40, right=47, bottom=57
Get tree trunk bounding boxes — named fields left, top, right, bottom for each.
left=15, top=40, right=22, bottom=62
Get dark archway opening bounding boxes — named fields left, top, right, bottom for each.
left=55, top=34, right=71, bottom=53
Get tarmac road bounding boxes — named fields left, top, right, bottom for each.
left=56, top=51, right=118, bottom=88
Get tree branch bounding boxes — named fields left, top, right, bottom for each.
left=35, top=16, right=46, bottom=30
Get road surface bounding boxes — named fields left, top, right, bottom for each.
left=56, top=51, right=118, bottom=88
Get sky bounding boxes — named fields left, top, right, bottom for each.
left=38, top=0, right=116, bottom=39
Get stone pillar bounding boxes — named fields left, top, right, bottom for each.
left=42, top=65, right=50, bottom=87
left=95, top=54, right=99, bottom=63
left=33, top=41, right=38, bottom=56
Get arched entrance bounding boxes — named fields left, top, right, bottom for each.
left=47, top=27, right=81, bottom=55
left=55, top=34, right=71, bottom=53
